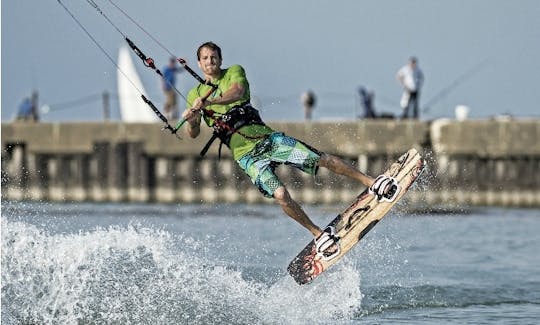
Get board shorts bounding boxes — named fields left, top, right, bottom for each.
left=236, top=132, right=321, bottom=198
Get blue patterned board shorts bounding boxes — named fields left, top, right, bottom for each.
left=237, top=132, right=321, bottom=198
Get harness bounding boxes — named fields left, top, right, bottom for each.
left=200, top=101, right=267, bottom=157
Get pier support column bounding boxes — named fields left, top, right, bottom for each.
left=176, top=157, right=197, bottom=203
left=155, top=156, right=175, bottom=203
left=26, top=153, right=48, bottom=201
left=64, top=154, right=89, bottom=202
left=126, top=142, right=148, bottom=202
left=108, top=142, right=128, bottom=202
left=4, top=144, right=28, bottom=200
left=90, top=142, right=110, bottom=201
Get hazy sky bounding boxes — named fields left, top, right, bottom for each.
left=2, top=0, right=539, bottom=122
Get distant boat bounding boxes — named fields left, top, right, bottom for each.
left=117, top=46, right=159, bottom=122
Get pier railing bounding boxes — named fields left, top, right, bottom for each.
left=2, top=119, right=539, bottom=207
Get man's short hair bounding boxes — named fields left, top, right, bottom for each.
left=197, top=42, right=222, bottom=60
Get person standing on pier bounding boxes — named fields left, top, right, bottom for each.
left=301, top=90, right=316, bottom=120
left=162, top=57, right=182, bottom=121
left=15, top=91, right=39, bottom=122
left=396, top=56, right=424, bottom=119
left=181, top=41, right=398, bottom=251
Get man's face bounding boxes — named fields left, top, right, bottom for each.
left=198, top=47, right=222, bottom=77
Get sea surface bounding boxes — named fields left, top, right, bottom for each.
left=2, top=201, right=539, bottom=324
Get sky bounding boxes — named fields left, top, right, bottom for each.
left=2, top=0, right=539, bottom=122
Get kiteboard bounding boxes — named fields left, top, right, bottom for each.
left=288, top=148, right=426, bottom=285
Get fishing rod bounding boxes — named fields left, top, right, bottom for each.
left=422, top=59, right=489, bottom=113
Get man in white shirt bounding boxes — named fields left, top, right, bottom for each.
left=396, top=57, right=424, bottom=119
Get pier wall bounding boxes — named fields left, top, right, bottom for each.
left=2, top=119, right=539, bottom=207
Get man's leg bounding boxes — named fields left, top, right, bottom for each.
left=273, top=186, right=322, bottom=237
left=274, top=186, right=340, bottom=257
left=163, top=103, right=172, bottom=120
left=400, top=92, right=409, bottom=119
left=318, top=153, right=398, bottom=202
left=318, top=154, right=374, bottom=188
left=412, top=93, right=419, bottom=119
left=404, top=101, right=411, bottom=119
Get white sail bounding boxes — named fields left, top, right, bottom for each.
left=117, top=46, right=159, bottom=122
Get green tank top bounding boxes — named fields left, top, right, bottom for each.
left=186, top=65, right=274, bottom=160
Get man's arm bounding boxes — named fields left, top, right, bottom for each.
left=182, top=109, right=201, bottom=138
left=207, top=82, right=245, bottom=106
left=191, top=82, right=245, bottom=109
left=184, top=82, right=244, bottom=138
left=396, top=68, right=405, bottom=87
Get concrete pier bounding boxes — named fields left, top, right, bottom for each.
left=2, top=119, right=539, bottom=207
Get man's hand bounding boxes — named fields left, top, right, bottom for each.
left=191, top=97, right=209, bottom=110
left=181, top=108, right=201, bottom=123
left=182, top=108, right=201, bottom=138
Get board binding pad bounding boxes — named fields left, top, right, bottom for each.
left=287, top=148, right=426, bottom=285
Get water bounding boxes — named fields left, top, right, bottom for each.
left=2, top=201, right=539, bottom=324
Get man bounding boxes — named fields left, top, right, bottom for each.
left=358, top=86, right=377, bottom=119
left=396, top=56, right=424, bottom=119
left=162, top=57, right=181, bottom=121
left=301, top=90, right=316, bottom=120
left=182, top=42, right=397, bottom=255
left=15, top=91, right=39, bottom=122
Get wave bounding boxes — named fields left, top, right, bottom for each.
left=357, top=283, right=540, bottom=318
left=1, top=217, right=362, bottom=325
